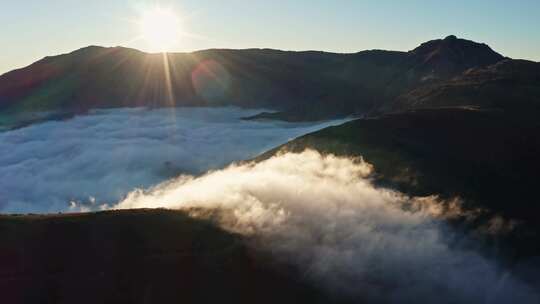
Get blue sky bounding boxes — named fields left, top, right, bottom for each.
left=1, top=0, right=539, bottom=74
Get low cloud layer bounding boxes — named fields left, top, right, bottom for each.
left=0, top=107, right=346, bottom=213
left=116, top=150, right=539, bottom=304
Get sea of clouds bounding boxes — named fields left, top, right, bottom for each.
left=115, top=150, right=539, bottom=303
left=0, top=107, right=347, bottom=213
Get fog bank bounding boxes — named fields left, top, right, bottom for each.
left=115, top=150, right=539, bottom=304
left=0, top=107, right=346, bottom=213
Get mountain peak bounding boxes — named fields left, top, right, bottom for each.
left=408, top=35, right=505, bottom=77
left=412, top=35, right=500, bottom=55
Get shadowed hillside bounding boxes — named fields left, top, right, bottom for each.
left=0, top=209, right=336, bottom=304
left=263, top=107, right=540, bottom=258
left=394, top=59, right=540, bottom=111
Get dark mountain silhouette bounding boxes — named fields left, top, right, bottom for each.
left=0, top=35, right=523, bottom=125
left=407, top=35, right=505, bottom=79
left=376, top=35, right=505, bottom=101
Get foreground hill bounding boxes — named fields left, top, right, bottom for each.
left=0, top=35, right=514, bottom=125
left=0, top=209, right=335, bottom=304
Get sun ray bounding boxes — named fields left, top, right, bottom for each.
left=162, top=52, right=175, bottom=106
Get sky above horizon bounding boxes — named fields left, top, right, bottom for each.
left=1, top=0, right=539, bottom=74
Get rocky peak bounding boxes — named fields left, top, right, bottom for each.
left=408, top=35, right=505, bottom=77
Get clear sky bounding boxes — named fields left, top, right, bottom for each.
left=1, top=0, right=539, bottom=74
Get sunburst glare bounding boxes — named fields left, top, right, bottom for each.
left=139, top=7, right=182, bottom=52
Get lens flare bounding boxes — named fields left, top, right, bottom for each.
left=191, top=60, right=232, bottom=104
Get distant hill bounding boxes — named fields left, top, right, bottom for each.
left=1, top=35, right=526, bottom=123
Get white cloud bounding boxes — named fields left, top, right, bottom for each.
left=115, top=150, right=539, bottom=303
left=0, top=107, right=346, bottom=213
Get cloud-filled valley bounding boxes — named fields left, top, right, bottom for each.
left=0, top=107, right=347, bottom=213
left=1, top=107, right=538, bottom=303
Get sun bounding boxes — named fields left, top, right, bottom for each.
left=139, top=8, right=182, bottom=52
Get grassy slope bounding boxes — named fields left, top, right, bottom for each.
left=262, top=107, right=540, bottom=257
left=0, top=209, right=334, bottom=304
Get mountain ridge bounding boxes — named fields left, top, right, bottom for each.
left=0, top=35, right=536, bottom=125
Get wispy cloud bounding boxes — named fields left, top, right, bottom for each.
left=115, top=150, right=539, bottom=303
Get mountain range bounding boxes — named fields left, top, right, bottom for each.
left=2, top=35, right=540, bottom=303
left=1, top=35, right=538, bottom=124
